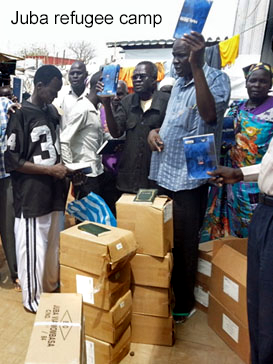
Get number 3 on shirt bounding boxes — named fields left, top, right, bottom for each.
left=31, top=125, right=57, bottom=165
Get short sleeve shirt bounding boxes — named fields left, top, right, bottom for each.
left=149, top=64, right=231, bottom=192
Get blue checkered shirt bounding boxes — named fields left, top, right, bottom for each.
left=149, top=64, right=231, bottom=192
left=0, top=97, right=12, bottom=179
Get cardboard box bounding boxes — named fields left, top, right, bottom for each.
left=65, top=184, right=76, bottom=229
left=25, top=293, right=84, bottom=364
left=85, top=326, right=131, bottom=364
left=208, top=294, right=250, bottom=364
left=132, top=284, right=170, bottom=318
left=197, top=241, right=213, bottom=287
left=60, top=263, right=131, bottom=310
left=130, top=252, right=173, bottom=288
left=60, top=222, right=137, bottom=276
left=197, top=236, right=242, bottom=287
left=210, top=238, right=248, bottom=326
left=84, top=290, right=132, bottom=344
left=116, top=194, right=173, bottom=257
left=131, top=313, right=174, bottom=346
left=194, top=281, right=209, bottom=313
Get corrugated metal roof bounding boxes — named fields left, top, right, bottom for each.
left=106, top=38, right=228, bottom=49
left=106, top=39, right=175, bottom=49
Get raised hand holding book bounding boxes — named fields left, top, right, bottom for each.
left=97, top=64, right=120, bottom=98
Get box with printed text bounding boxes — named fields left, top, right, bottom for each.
left=25, top=293, right=84, bottom=364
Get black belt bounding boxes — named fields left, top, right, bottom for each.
left=259, top=193, right=273, bottom=207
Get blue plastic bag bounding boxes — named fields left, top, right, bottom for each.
left=67, top=192, right=117, bottom=227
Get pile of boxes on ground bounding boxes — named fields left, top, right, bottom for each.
left=195, top=236, right=250, bottom=364
left=25, top=193, right=174, bottom=364
left=116, top=194, right=174, bottom=346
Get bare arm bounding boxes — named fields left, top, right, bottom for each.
left=183, top=32, right=217, bottom=124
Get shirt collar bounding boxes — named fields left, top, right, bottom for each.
left=131, top=91, right=161, bottom=111
left=68, top=86, right=89, bottom=100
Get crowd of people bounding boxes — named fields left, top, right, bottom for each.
left=0, top=31, right=273, bottom=363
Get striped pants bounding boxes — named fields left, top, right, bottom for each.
left=14, top=211, right=61, bottom=312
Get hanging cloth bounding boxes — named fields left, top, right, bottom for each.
left=219, top=34, right=240, bottom=68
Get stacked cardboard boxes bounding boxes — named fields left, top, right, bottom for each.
left=116, top=194, right=174, bottom=346
left=207, top=237, right=250, bottom=364
left=195, top=236, right=241, bottom=313
left=25, top=293, right=84, bottom=364
left=195, top=240, right=214, bottom=313
left=60, top=222, right=137, bottom=363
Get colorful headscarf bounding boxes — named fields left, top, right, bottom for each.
left=243, top=62, right=273, bottom=80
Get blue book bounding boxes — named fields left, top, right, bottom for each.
left=12, top=77, right=23, bottom=103
left=183, top=133, right=217, bottom=180
left=173, top=0, right=213, bottom=38
left=97, top=64, right=120, bottom=98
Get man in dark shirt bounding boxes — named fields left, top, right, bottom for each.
left=97, top=61, right=170, bottom=193
left=4, top=65, right=68, bottom=312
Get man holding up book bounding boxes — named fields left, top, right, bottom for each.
left=148, top=32, right=231, bottom=322
left=96, top=61, right=170, bottom=194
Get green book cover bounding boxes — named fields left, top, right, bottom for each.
left=134, top=189, right=158, bottom=203
left=78, top=223, right=111, bottom=236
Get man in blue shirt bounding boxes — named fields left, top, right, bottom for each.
left=148, top=32, right=231, bottom=322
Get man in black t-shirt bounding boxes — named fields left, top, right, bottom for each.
left=4, top=65, right=68, bottom=312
